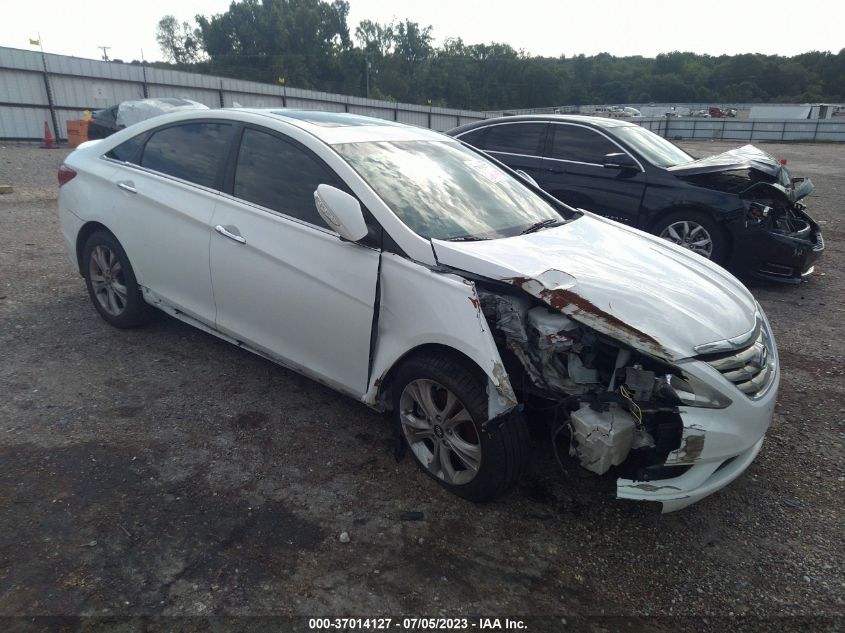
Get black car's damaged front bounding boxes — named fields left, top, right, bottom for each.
left=670, top=145, right=824, bottom=283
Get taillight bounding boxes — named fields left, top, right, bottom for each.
left=58, top=164, right=77, bottom=187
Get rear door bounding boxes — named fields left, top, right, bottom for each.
left=209, top=126, right=380, bottom=397
left=540, top=123, right=646, bottom=225
left=467, top=122, right=548, bottom=184
left=105, top=121, right=234, bottom=324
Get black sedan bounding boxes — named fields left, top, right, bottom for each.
left=448, top=115, right=824, bottom=284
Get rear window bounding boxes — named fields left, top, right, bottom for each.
left=106, top=134, right=146, bottom=163
left=140, top=123, right=232, bottom=188
left=548, top=124, right=620, bottom=164
left=483, top=123, right=547, bottom=156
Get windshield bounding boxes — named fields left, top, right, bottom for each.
left=334, top=140, right=566, bottom=240
left=612, top=126, right=694, bottom=168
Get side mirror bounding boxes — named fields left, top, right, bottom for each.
left=314, top=184, right=368, bottom=242
left=602, top=152, right=638, bottom=170
left=514, top=169, right=539, bottom=188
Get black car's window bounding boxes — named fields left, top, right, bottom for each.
left=457, top=127, right=489, bottom=149
left=483, top=123, right=547, bottom=156
left=548, top=124, right=620, bottom=164
left=106, top=133, right=145, bottom=163
left=612, top=125, right=693, bottom=168
left=233, top=128, right=341, bottom=229
left=140, top=123, right=231, bottom=188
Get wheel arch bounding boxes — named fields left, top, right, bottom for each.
left=75, top=221, right=115, bottom=274
left=648, top=204, right=735, bottom=262
left=646, top=202, right=726, bottom=232
left=372, top=343, right=487, bottom=409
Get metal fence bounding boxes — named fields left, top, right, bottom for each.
left=0, top=46, right=495, bottom=141
left=3, top=45, right=845, bottom=143
left=633, top=116, right=845, bottom=142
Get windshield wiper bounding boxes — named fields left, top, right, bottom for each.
left=520, top=218, right=563, bottom=235
left=447, top=235, right=487, bottom=242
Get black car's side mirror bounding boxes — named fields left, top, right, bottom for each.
left=602, top=152, right=638, bottom=170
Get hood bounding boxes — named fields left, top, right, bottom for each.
left=668, top=144, right=783, bottom=178
left=432, top=215, right=757, bottom=361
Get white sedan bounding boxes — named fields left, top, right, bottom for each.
left=57, top=109, right=778, bottom=511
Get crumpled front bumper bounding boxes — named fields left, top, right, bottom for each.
left=618, top=436, right=765, bottom=512
left=616, top=352, right=779, bottom=513
left=733, top=210, right=825, bottom=284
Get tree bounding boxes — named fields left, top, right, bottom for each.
left=156, top=15, right=203, bottom=64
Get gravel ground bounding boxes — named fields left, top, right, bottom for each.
left=0, top=140, right=843, bottom=633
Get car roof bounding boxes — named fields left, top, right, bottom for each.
left=238, top=108, right=445, bottom=144
left=105, top=107, right=448, bottom=146
left=448, top=114, right=639, bottom=136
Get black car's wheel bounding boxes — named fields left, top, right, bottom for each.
left=652, top=210, right=729, bottom=264
left=82, top=231, right=154, bottom=328
left=394, top=352, right=529, bottom=502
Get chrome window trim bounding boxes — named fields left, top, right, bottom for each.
left=454, top=120, right=547, bottom=158
left=100, top=156, right=223, bottom=197
left=548, top=122, right=645, bottom=172
left=216, top=190, right=351, bottom=242
left=102, top=155, right=357, bottom=244
left=455, top=120, right=645, bottom=172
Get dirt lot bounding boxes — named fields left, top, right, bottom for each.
left=0, top=140, right=843, bottom=632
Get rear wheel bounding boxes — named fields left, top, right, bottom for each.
left=394, top=353, right=529, bottom=502
left=653, top=210, right=728, bottom=264
left=82, top=231, right=154, bottom=328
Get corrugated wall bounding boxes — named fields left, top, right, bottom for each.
left=0, top=45, right=494, bottom=140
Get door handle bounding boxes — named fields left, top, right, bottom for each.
left=116, top=180, right=137, bottom=194
left=215, top=224, right=246, bottom=244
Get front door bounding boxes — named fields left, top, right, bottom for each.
left=538, top=123, right=647, bottom=225
left=209, top=126, right=380, bottom=396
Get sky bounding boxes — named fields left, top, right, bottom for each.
left=1, top=0, right=842, bottom=63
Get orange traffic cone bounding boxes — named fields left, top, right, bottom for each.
left=41, top=121, right=56, bottom=149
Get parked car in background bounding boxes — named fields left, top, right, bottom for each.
left=88, top=98, right=208, bottom=139
left=448, top=115, right=824, bottom=283
left=58, top=109, right=780, bottom=512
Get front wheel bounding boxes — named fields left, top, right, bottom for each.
left=652, top=211, right=729, bottom=264
left=394, top=353, right=529, bottom=502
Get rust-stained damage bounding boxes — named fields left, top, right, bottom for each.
left=508, top=275, right=665, bottom=359
left=471, top=278, right=686, bottom=484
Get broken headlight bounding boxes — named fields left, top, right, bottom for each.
left=663, top=373, right=732, bottom=409
left=743, top=201, right=771, bottom=225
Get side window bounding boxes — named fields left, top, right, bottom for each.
left=548, top=125, right=621, bottom=164
left=484, top=123, right=547, bottom=156
left=456, top=127, right=489, bottom=149
left=233, top=128, right=341, bottom=229
left=140, top=123, right=232, bottom=188
left=106, top=133, right=146, bottom=164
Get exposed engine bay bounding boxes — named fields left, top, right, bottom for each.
left=680, top=168, right=817, bottom=239
left=477, top=289, right=685, bottom=481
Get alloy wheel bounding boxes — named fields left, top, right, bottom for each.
left=88, top=245, right=128, bottom=316
left=659, top=220, right=714, bottom=259
left=399, top=378, right=481, bottom=486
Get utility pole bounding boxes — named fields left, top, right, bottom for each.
left=365, top=53, right=371, bottom=99
left=98, top=46, right=111, bottom=62
left=32, top=33, right=60, bottom=143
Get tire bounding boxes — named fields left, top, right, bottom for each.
left=393, top=352, right=529, bottom=502
left=82, top=230, right=154, bottom=328
left=652, top=210, right=729, bottom=265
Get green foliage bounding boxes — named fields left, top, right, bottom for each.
left=157, top=3, right=845, bottom=107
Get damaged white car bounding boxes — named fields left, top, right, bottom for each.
left=57, top=109, right=778, bottom=512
